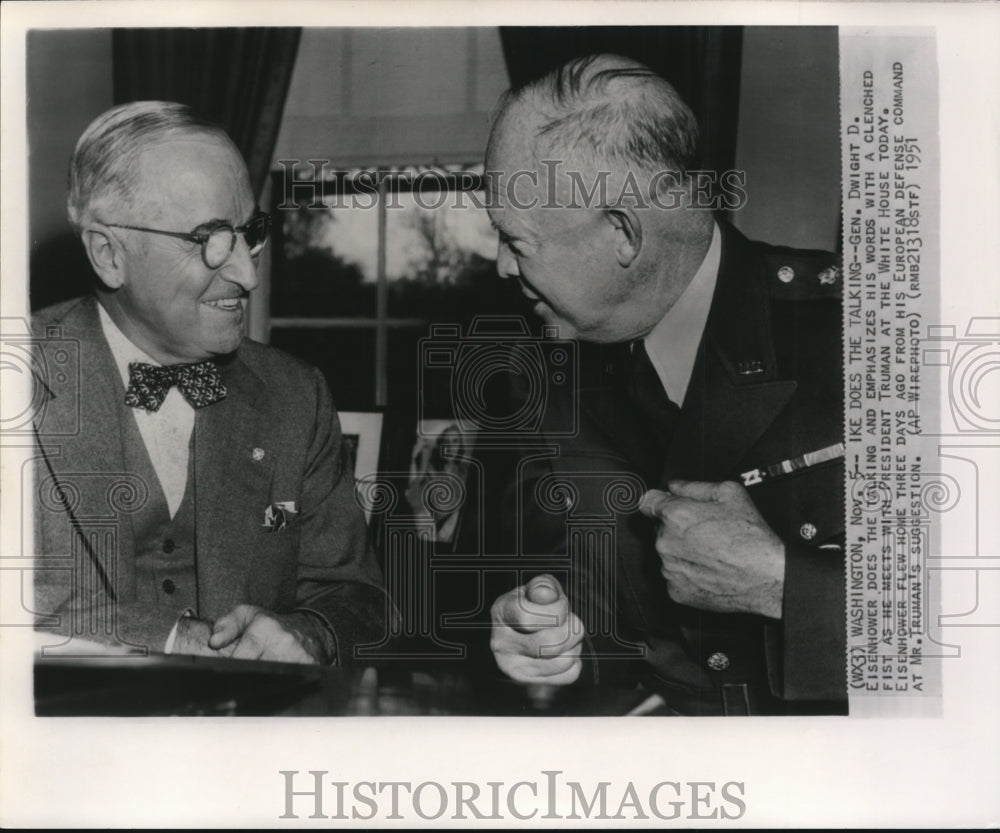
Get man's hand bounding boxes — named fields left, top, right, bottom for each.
left=639, top=480, right=785, bottom=619
left=170, top=615, right=236, bottom=658
left=208, top=605, right=335, bottom=665
left=490, top=574, right=584, bottom=685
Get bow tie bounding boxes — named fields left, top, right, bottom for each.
left=124, top=360, right=227, bottom=412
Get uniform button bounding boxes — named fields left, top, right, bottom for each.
left=777, top=265, right=795, bottom=283
left=162, top=539, right=176, bottom=553
left=707, top=651, right=730, bottom=671
left=162, top=579, right=176, bottom=595
left=799, top=523, right=818, bottom=541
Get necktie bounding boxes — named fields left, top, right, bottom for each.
left=124, top=360, right=227, bottom=412
left=628, top=340, right=680, bottom=458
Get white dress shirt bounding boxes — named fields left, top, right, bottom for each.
left=643, top=221, right=722, bottom=407
left=98, top=303, right=194, bottom=518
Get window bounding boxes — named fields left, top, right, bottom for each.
left=268, top=164, right=524, bottom=413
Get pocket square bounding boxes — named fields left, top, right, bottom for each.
left=262, top=501, right=298, bottom=532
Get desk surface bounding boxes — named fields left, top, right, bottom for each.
left=33, top=653, right=658, bottom=717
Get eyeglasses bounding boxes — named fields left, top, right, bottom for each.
left=105, top=211, right=271, bottom=269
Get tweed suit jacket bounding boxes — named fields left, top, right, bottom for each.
left=32, top=295, right=389, bottom=659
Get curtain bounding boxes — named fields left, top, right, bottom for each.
left=499, top=26, right=743, bottom=175
left=112, top=27, right=301, bottom=200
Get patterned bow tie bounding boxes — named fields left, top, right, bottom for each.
left=124, top=360, right=227, bottom=412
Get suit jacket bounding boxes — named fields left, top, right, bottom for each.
left=509, top=221, right=846, bottom=714
left=32, top=295, right=389, bottom=660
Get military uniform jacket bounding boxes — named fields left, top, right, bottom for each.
left=511, top=221, right=846, bottom=715
left=32, top=295, right=389, bottom=659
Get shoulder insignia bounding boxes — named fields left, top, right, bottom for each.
left=817, top=265, right=840, bottom=285
left=762, top=246, right=842, bottom=301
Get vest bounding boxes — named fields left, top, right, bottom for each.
left=119, top=405, right=198, bottom=618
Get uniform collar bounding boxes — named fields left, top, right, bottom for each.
left=642, top=221, right=721, bottom=406
left=702, top=219, right=780, bottom=384
left=660, top=220, right=796, bottom=481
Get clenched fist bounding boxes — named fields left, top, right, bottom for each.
left=639, top=480, right=785, bottom=619
left=490, top=575, right=584, bottom=685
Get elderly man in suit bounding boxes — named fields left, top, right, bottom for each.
left=33, top=101, right=387, bottom=664
left=485, top=55, right=846, bottom=715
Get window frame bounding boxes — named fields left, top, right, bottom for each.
left=258, top=165, right=491, bottom=408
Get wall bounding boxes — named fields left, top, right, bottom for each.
left=731, top=27, right=841, bottom=251
left=272, top=28, right=510, bottom=168
left=27, top=29, right=114, bottom=308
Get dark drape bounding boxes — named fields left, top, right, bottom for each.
left=112, top=27, right=301, bottom=199
left=499, top=26, right=743, bottom=174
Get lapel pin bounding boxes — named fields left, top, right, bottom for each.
left=252, top=447, right=265, bottom=462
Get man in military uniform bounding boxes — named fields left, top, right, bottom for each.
left=485, top=55, right=846, bottom=715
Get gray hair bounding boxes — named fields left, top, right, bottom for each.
left=67, top=100, right=228, bottom=232
left=498, top=54, right=700, bottom=177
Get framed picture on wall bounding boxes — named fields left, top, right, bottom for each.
left=338, top=410, right=384, bottom=523
left=404, top=418, right=477, bottom=547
